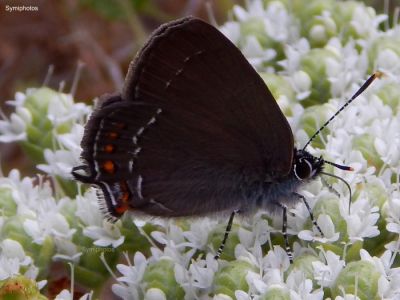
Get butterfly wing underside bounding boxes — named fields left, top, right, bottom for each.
left=74, top=17, right=294, bottom=218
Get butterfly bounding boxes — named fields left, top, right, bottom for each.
left=72, top=16, right=380, bottom=262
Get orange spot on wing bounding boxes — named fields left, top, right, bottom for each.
left=106, top=132, right=118, bottom=139
left=104, top=144, right=114, bottom=153
left=121, top=192, right=129, bottom=202
left=119, top=181, right=130, bottom=203
left=115, top=203, right=129, bottom=214
left=102, top=160, right=115, bottom=173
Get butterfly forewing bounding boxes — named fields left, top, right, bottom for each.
left=120, top=17, right=294, bottom=215
left=125, top=17, right=293, bottom=173
left=74, top=17, right=294, bottom=218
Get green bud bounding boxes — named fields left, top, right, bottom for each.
left=240, top=19, right=269, bottom=48
left=313, top=195, right=347, bottom=236
left=300, top=49, right=337, bottom=106
left=260, top=286, right=290, bottom=300
left=259, top=73, right=295, bottom=101
left=300, top=103, right=335, bottom=148
left=213, top=260, right=256, bottom=298
left=143, top=258, right=184, bottom=299
left=209, top=224, right=240, bottom=261
left=0, top=187, right=17, bottom=217
left=0, top=217, right=32, bottom=251
left=290, top=254, right=320, bottom=280
left=376, top=83, right=400, bottom=111
left=308, top=14, right=337, bottom=48
left=19, top=87, right=87, bottom=163
left=0, top=275, right=47, bottom=300
left=332, top=260, right=380, bottom=299
left=368, top=36, right=400, bottom=72
left=77, top=246, right=119, bottom=288
left=352, top=134, right=383, bottom=170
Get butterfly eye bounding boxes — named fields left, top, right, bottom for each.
left=294, top=158, right=313, bottom=180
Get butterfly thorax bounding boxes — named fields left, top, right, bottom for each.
left=239, top=149, right=324, bottom=214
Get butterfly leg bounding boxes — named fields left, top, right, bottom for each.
left=294, top=192, right=324, bottom=236
left=277, top=203, right=293, bottom=263
left=214, top=209, right=240, bottom=260
left=321, top=176, right=341, bottom=198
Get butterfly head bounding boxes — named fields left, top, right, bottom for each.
left=293, top=149, right=324, bottom=181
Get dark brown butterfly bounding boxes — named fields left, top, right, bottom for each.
left=72, top=16, right=379, bottom=261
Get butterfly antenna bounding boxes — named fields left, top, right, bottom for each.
left=302, top=71, right=384, bottom=150
left=321, top=171, right=352, bottom=214
left=324, top=160, right=353, bottom=171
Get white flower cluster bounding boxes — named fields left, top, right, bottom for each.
left=1, top=0, right=400, bottom=299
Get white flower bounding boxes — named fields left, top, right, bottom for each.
left=240, top=212, right=271, bottom=248
left=23, top=212, right=76, bottom=245
left=373, top=115, right=400, bottom=168
left=47, top=92, right=91, bottom=126
left=53, top=238, right=82, bottom=263
left=376, top=48, right=400, bottom=74
left=0, top=256, right=20, bottom=280
left=359, top=249, right=400, bottom=299
left=343, top=197, right=380, bottom=242
left=112, top=251, right=148, bottom=300
left=213, top=294, right=233, bottom=300
left=144, top=288, right=167, bottom=300
left=1, top=239, right=32, bottom=266
left=83, top=220, right=124, bottom=248
left=75, top=189, right=104, bottom=227
left=263, top=246, right=290, bottom=272
left=263, top=1, right=293, bottom=42
left=219, top=21, right=241, bottom=44
left=37, top=123, right=84, bottom=178
left=235, top=290, right=253, bottom=300
left=37, top=149, right=78, bottom=179
left=182, top=218, right=216, bottom=250
left=54, top=289, right=93, bottom=300
left=241, top=36, right=276, bottom=69
left=312, top=250, right=345, bottom=287
left=279, top=38, right=310, bottom=74
left=325, top=38, right=368, bottom=98
left=175, top=253, right=218, bottom=298
left=286, top=270, right=324, bottom=300
left=378, top=274, right=400, bottom=299
left=290, top=70, right=312, bottom=100
left=334, top=295, right=361, bottom=300
left=360, top=249, right=400, bottom=278
left=386, top=191, right=400, bottom=236
left=245, top=271, right=269, bottom=295
left=151, top=223, right=186, bottom=247
left=0, top=169, right=58, bottom=218
left=0, top=106, right=31, bottom=142
left=0, top=239, right=33, bottom=280
left=350, top=6, right=387, bottom=37
left=6, top=91, right=27, bottom=107
left=227, top=0, right=297, bottom=71
left=232, top=0, right=265, bottom=22
left=298, top=214, right=340, bottom=243
left=57, top=123, right=84, bottom=154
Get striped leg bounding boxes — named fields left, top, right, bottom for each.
left=321, top=176, right=340, bottom=198
left=214, top=209, right=239, bottom=260
left=277, top=203, right=293, bottom=264
left=294, top=192, right=324, bottom=236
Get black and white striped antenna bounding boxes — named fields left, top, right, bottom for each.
left=303, top=71, right=384, bottom=151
